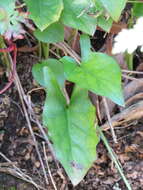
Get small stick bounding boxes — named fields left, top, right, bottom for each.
left=43, top=142, right=58, bottom=190
left=122, top=74, right=143, bottom=83
left=14, top=73, right=49, bottom=187
left=122, top=69, right=143, bottom=75
left=53, top=42, right=81, bottom=64
left=25, top=95, right=57, bottom=162
left=102, top=97, right=118, bottom=143
left=101, top=101, right=143, bottom=131
left=7, top=50, right=49, bottom=187
left=0, top=152, right=43, bottom=190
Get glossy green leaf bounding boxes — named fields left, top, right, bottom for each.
left=24, top=0, right=63, bottom=31
left=97, top=16, right=113, bottom=32
left=61, top=53, right=124, bottom=106
left=32, top=65, right=99, bottom=185
left=133, top=3, right=143, bottom=17
left=61, top=0, right=97, bottom=35
left=32, top=59, right=65, bottom=88
left=0, top=0, right=15, bottom=13
left=0, top=0, right=31, bottom=40
left=99, top=0, right=127, bottom=21
left=34, top=22, right=64, bottom=43
left=0, top=0, right=15, bottom=34
left=80, top=34, right=91, bottom=61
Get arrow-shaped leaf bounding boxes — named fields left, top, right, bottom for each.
left=61, top=53, right=124, bottom=106
left=99, top=0, right=127, bottom=21
left=32, top=63, right=99, bottom=185
left=32, top=59, right=65, bottom=88
left=34, top=22, right=64, bottom=43
left=25, top=0, right=63, bottom=31
left=61, top=0, right=97, bottom=35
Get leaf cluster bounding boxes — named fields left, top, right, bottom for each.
left=24, top=0, right=127, bottom=43
left=33, top=34, right=124, bottom=185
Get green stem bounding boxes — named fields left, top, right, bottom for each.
left=38, top=41, right=42, bottom=60
left=125, top=52, right=133, bottom=70
left=124, top=8, right=134, bottom=70
left=127, top=1, right=143, bottom=3
left=97, top=126, right=132, bottom=190
left=41, top=42, right=49, bottom=59
left=0, top=36, right=10, bottom=69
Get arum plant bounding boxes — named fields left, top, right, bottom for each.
left=32, top=34, right=125, bottom=185
left=0, top=0, right=134, bottom=187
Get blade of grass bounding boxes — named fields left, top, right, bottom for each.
left=97, top=126, right=132, bottom=190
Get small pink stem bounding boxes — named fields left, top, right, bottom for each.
left=0, top=43, right=17, bottom=94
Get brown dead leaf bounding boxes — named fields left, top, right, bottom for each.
left=125, top=144, right=138, bottom=153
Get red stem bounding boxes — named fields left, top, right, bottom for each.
left=0, top=42, right=17, bottom=94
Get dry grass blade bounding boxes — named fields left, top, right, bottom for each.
left=97, top=127, right=132, bottom=190
left=102, top=97, right=117, bottom=143
left=14, top=72, right=49, bottom=187
left=25, top=94, right=57, bottom=163
left=101, top=101, right=143, bottom=131
left=43, top=142, right=58, bottom=190
left=122, top=69, right=143, bottom=74
left=6, top=52, right=49, bottom=188
left=53, top=42, right=81, bottom=64
left=0, top=152, right=44, bottom=190
left=122, top=74, right=143, bottom=83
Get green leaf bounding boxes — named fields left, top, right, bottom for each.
left=99, top=0, right=127, bottom=21
left=0, top=8, right=7, bottom=20
left=34, top=22, right=64, bottom=43
left=0, top=0, right=31, bottom=40
left=61, top=53, right=124, bottom=106
left=61, top=0, right=97, bottom=35
left=80, top=34, right=91, bottom=61
left=0, top=0, right=15, bottom=13
left=97, top=16, right=113, bottom=32
left=133, top=3, right=143, bottom=17
left=32, top=65, right=99, bottom=185
left=24, top=0, right=63, bottom=31
left=0, top=0, right=15, bottom=34
left=32, top=59, right=65, bottom=88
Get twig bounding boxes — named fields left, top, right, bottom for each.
left=125, top=92, right=143, bottom=105
left=43, top=142, right=58, bottom=190
left=0, top=152, right=43, bottom=190
left=53, top=42, right=81, bottom=64
left=97, top=127, right=132, bottom=190
left=49, top=49, right=61, bottom=59
left=14, top=72, right=49, bottom=187
left=10, top=98, right=24, bottom=116
left=25, top=95, right=57, bottom=162
left=6, top=51, right=49, bottom=187
left=102, top=97, right=117, bottom=143
left=101, top=101, right=143, bottom=131
left=122, top=69, right=143, bottom=75
left=122, top=74, right=143, bottom=83
left=0, top=162, right=17, bottom=167
left=27, top=87, right=45, bottom=95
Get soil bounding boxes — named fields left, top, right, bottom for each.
left=0, top=13, right=143, bottom=190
